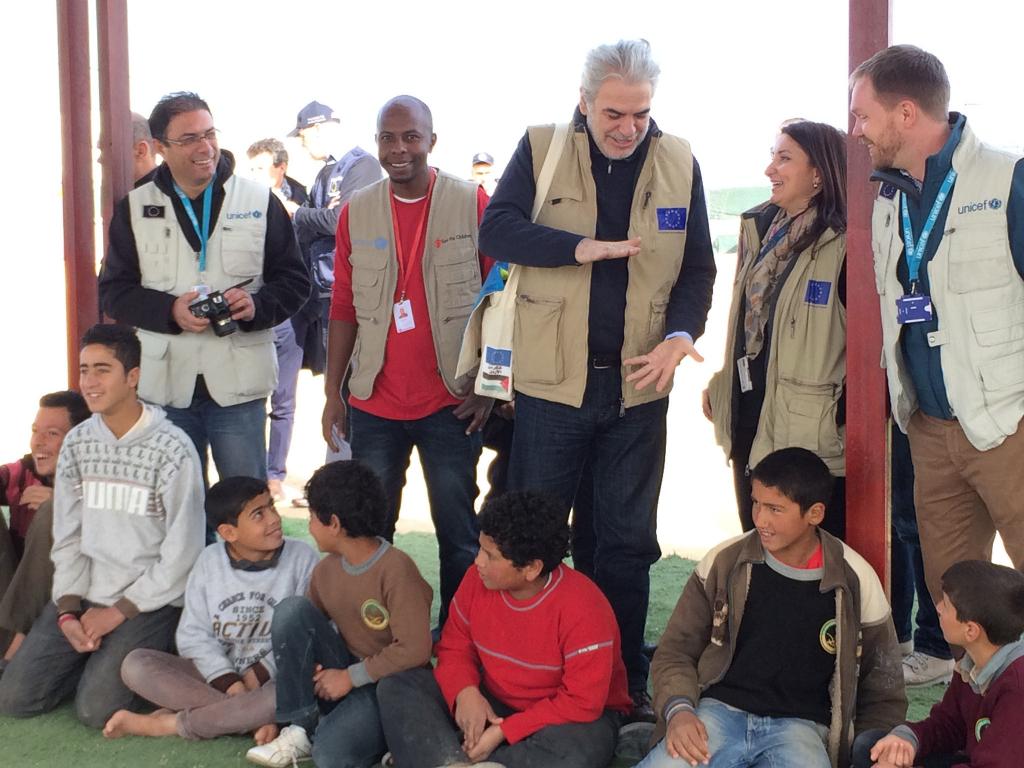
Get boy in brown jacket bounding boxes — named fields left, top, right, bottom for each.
left=635, top=448, right=905, bottom=768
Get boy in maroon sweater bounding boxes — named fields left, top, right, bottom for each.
left=858, top=560, right=1024, bottom=768
left=377, top=490, right=631, bottom=768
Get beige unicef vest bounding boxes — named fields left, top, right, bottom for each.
left=707, top=212, right=847, bottom=475
left=873, top=124, right=1024, bottom=450
left=514, top=124, right=693, bottom=409
left=129, top=175, right=277, bottom=408
left=346, top=171, right=481, bottom=400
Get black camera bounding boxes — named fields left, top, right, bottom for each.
left=188, top=279, right=253, bottom=337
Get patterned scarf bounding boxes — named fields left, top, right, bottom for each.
left=742, top=206, right=817, bottom=359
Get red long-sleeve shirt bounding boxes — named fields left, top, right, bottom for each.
left=434, top=564, right=631, bottom=744
left=329, top=181, right=490, bottom=421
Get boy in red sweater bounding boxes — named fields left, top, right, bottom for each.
left=857, top=560, right=1024, bottom=768
left=377, top=490, right=631, bottom=768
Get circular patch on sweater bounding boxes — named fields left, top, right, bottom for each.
left=819, top=619, right=837, bottom=655
left=361, top=599, right=390, bottom=630
left=975, top=717, right=991, bottom=742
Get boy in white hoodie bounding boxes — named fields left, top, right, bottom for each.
left=0, top=324, right=205, bottom=728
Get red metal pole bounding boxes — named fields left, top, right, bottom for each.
left=847, top=0, right=892, bottom=587
left=57, top=0, right=98, bottom=387
left=97, top=0, right=132, bottom=247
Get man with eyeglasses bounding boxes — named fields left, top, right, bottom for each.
left=99, top=91, right=311, bottom=485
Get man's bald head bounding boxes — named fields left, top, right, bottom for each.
left=376, top=95, right=433, bottom=133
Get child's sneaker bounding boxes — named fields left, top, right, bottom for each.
left=902, top=650, right=954, bottom=687
left=616, top=721, right=656, bottom=762
left=246, top=724, right=313, bottom=767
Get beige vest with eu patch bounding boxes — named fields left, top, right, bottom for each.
left=129, top=175, right=276, bottom=408
left=872, top=124, right=1024, bottom=450
left=513, top=124, right=693, bottom=409
left=346, top=171, right=481, bottom=400
left=707, top=213, right=846, bottom=475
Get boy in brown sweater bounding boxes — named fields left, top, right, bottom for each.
left=246, top=461, right=433, bottom=768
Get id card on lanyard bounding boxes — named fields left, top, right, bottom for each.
left=896, top=168, right=956, bottom=324
left=173, top=175, right=215, bottom=296
left=388, top=171, right=436, bottom=333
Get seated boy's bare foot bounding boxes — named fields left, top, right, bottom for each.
left=103, top=709, right=177, bottom=738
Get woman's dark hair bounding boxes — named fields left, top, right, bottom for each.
left=478, top=491, right=570, bottom=575
left=305, top=460, right=388, bottom=538
left=780, top=120, right=847, bottom=254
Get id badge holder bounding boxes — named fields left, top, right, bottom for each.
left=393, top=299, right=416, bottom=333
left=896, top=294, right=933, bottom=324
left=736, top=357, right=753, bottom=393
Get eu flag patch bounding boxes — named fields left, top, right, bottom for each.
left=805, top=280, right=832, bottom=306
left=485, top=347, right=511, bottom=367
left=657, top=207, right=687, bottom=231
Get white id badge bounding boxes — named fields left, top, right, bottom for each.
left=193, top=283, right=211, bottom=298
left=393, top=299, right=416, bottom=333
left=736, top=356, right=753, bottom=393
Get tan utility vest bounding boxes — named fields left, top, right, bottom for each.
left=873, top=124, right=1024, bottom=450
left=513, top=124, right=693, bottom=408
left=346, top=171, right=481, bottom=400
left=130, top=175, right=277, bottom=408
left=708, top=211, right=846, bottom=475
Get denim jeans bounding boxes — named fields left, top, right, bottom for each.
left=271, top=596, right=386, bottom=768
left=377, top=667, right=620, bottom=768
left=510, top=366, right=666, bottom=693
left=635, top=698, right=830, bottom=768
left=267, top=320, right=303, bottom=482
left=163, top=375, right=268, bottom=484
left=890, top=424, right=951, bottom=660
left=0, top=602, right=180, bottom=728
left=349, top=405, right=481, bottom=628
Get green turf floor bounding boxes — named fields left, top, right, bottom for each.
left=0, top=525, right=945, bottom=767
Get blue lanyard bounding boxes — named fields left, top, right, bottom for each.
left=754, top=220, right=791, bottom=265
left=173, top=176, right=215, bottom=274
left=901, top=168, right=957, bottom=289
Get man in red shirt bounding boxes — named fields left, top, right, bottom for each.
left=377, top=491, right=631, bottom=768
left=321, top=95, right=492, bottom=628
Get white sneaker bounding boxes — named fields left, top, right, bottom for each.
left=246, top=725, right=313, bottom=767
left=903, top=650, right=954, bottom=687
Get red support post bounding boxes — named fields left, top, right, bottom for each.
left=846, top=0, right=892, bottom=588
left=96, top=0, right=132, bottom=247
left=57, top=0, right=98, bottom=387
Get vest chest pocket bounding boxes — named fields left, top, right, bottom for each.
left=221, top=230, right=264, bottom=279
left=350, top=251, right=387, bottom=315
left=139, top=238, right=178, bottom=292
left=947, top=234, right=1012, bottom=294
left=972, top=301, right=1024, bottom=348
left=439, top=262, right=480, bottom=316
left=776, top=378, right=843, bottom=459
left=647, top=298, right=669, bottom=348
left=514, top=293, right=565, bottom=385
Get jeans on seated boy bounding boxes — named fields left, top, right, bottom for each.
left=0, top=326, right=204, bottom=728
left=853, top=561, right=1024, bottom=768
left=377, top=491, right=632, bottom=768
left=247, top=460, right=433, bottom=768
left=635, top=448, right=906, bottom=768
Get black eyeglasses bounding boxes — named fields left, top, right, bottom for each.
left=161, top=128, right=219, bottom=147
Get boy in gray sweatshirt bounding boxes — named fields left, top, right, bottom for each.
left=0, top=324, right=205, bottom=728
left=103, top=475, right=319, bottom=743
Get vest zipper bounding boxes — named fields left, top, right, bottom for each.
left=619, top=397, right=625, bottom=418
left=607, top=160, right=613, bottom=175
left=642, top=191, right=652, bottom=210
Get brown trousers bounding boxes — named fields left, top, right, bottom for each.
left=0, top=501, right=55, bottom=650
left=907, top=411, right=1024, bottom=609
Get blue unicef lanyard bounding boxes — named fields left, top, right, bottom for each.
left=173, top=176, right=215, bottom=275
left=754, top=220, right=791, bottom=265
left=901, top=168, right=956, bottom=292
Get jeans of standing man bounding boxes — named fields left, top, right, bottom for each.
left=349, top=405, right=481, bottom=629
left=635, top=698, right=830, bottom=768
left=0, top=602, right=180, bottom=728
left=163, top=375, right=268, bottom=483
left=890, top=422, right=951, bottom=660
left=509, top=364, right=666, bottom=695
left=270, top=597, right=386, bottom=768
left=267, top=320, right=303, bottom=482
left=376, top=667, right=620, bottom=768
